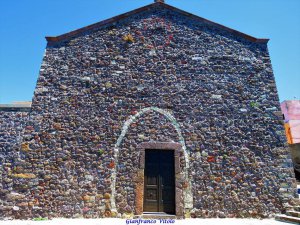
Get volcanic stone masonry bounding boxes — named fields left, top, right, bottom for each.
left=0, top=109, right=30, bottom=218
left=0, top=2, right=297, bottom=220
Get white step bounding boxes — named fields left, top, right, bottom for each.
left=287, top=210, right=300, bottom=218
left=275, top=214, right=300, bottom=224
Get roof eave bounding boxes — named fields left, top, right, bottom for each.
left=161, top=3, right=269, bottom=43
left=46, top=3, right=157, bottom=44
left=45, top=2, right=269, bottom=45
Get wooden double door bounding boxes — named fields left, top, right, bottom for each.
left=143, top=149, right=175, bottom=214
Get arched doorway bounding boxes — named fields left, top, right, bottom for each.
left=110, top=107, right=193, bottom=217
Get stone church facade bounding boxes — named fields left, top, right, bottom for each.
left=0, top=1, right=297, bottom=219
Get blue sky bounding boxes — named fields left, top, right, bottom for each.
left=0, top=0, right=299, bottom=104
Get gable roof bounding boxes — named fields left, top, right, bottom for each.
left=45, top=2, right=269, bottom=44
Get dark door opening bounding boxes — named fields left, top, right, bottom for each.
left=143, top=149, right=175, bottom=214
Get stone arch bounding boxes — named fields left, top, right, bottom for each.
left=110, top=107, right=193, bottom=214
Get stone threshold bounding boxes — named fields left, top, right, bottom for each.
left=134, top=212, right=176, bottom=219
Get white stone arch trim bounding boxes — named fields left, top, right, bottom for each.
left=110, top=107, right=192, bottom=212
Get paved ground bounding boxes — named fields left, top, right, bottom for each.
left=0, top=218, right=292, bottom=225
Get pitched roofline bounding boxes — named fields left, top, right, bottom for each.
left=45, top=2, right=269, bottom=44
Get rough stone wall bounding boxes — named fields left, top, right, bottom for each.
left=0, top=111, right=29, bottom=219
left=1, top=5, right=296, bottom=219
